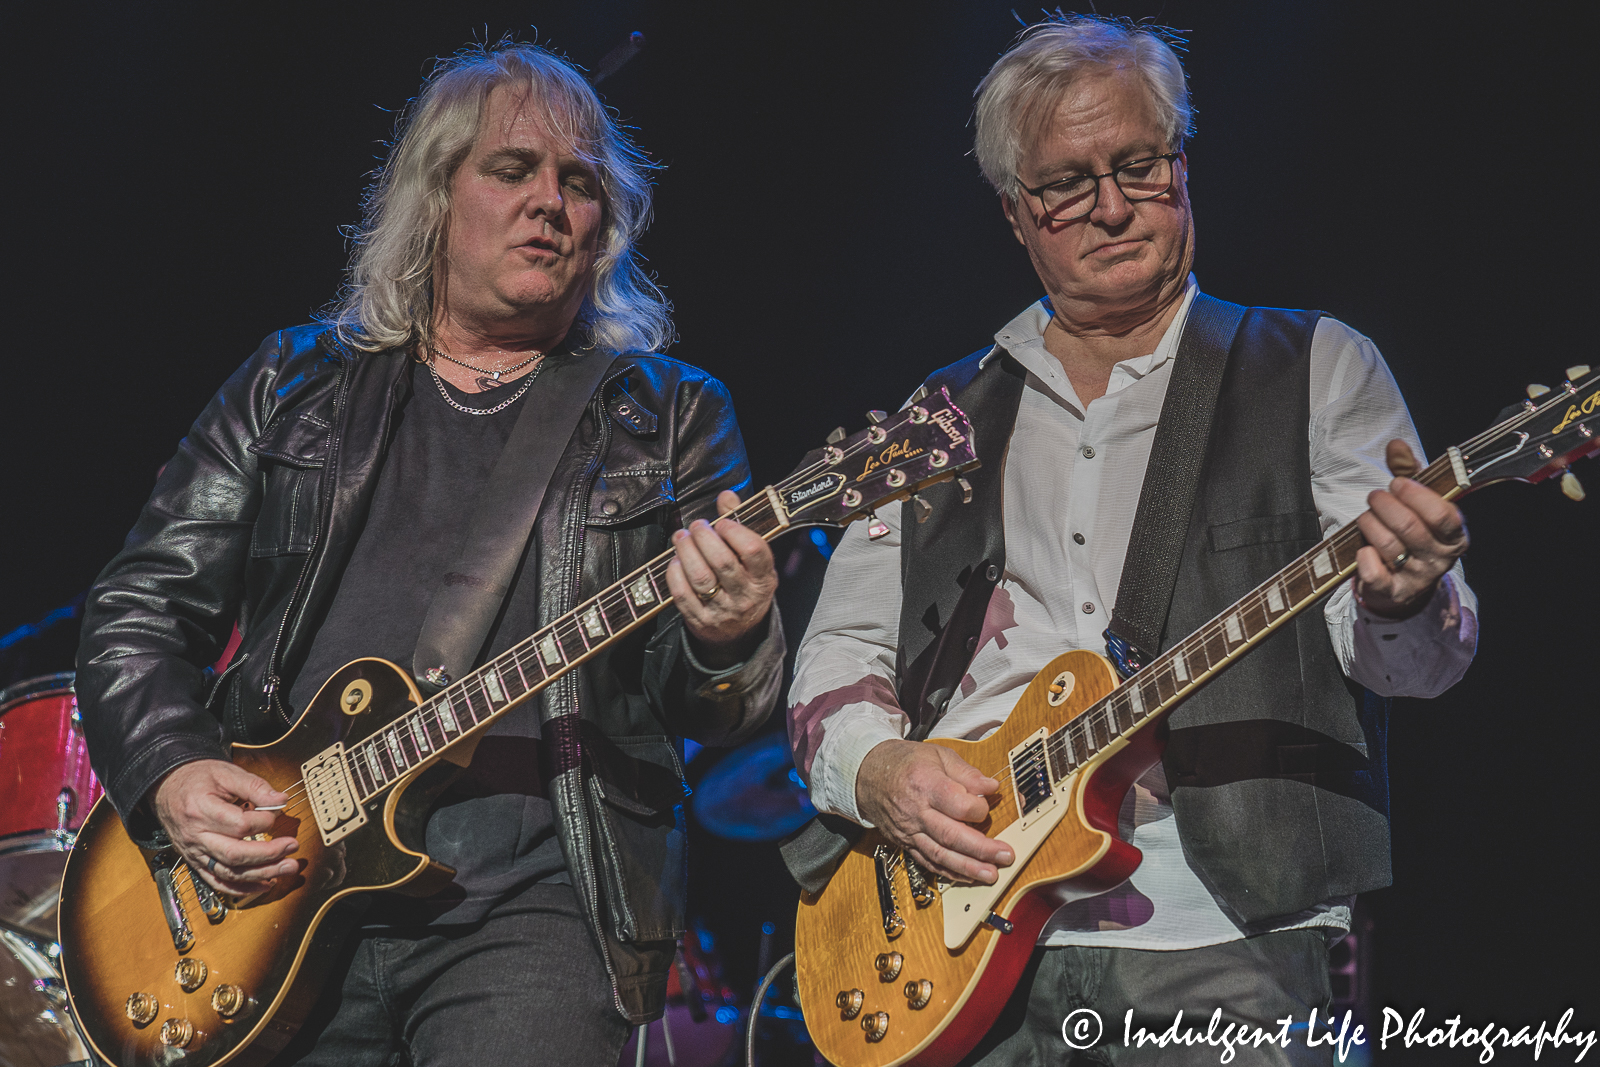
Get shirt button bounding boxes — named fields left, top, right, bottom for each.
left=1082, top=602, right=1096, bottom=614
left=602, top=500, right=621, bottom=516
left=1081, top=445, right=1096, bottom=459
left=1073, top=532, right=1085, bottom=545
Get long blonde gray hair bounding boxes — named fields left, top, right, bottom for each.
left=323, top=41, right=672, bottom=354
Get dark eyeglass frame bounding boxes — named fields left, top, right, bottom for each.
left=1017, top=152, right=1182, bottom=220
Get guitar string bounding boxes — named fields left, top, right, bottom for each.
left=965, top=380, right=1582, bottom=801
left=335, top=417, right=937, bottom=801
left=219, top=427, right=915, bottom=844
left=985, top=377, right=1591, bottom=797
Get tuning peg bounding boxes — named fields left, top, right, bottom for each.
left=825, top=426, right=846, bottom=445
left=1527, top=383, right=1551, bottom=399
left=1568, top=364, right=1591, bottom=380
left=1561, top=471, right=1586, bottom=501
left=956, top=476, right=974, bottom=505
left=866, top=512, right=891, bottom=540
left=866, top=410, right=887, bottom=425
left=911, top=493, right=933, bottom=524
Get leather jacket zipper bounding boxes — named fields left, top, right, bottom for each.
left=563, top=394, right=631, bottom=1018
left=258, top=353, right=351, bottom=724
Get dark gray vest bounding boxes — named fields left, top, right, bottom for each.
left=898, top=304, right=1392, bottom=923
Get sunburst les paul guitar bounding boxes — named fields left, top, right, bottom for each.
left=794, top=366, right=1600, bottom=1067
left=57, top=391, right=980, bottom=1067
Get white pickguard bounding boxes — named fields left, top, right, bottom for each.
left=941, top=789, right=1072, bottom=948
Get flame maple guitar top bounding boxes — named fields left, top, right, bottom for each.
left=795, top=649, right=1164, bottom=1067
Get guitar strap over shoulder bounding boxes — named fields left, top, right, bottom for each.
left=412, top=350, right=619, bottom=706
left=1105, top=293, right=1247, bottom=673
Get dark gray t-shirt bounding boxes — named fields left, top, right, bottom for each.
left=288, top=360, right=567, bottom=926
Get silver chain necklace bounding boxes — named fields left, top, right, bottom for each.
left=428, top=343, right=542, bottom=391
left=428, top=358, right=544, bottom=416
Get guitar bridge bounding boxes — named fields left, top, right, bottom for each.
left=302, top=743, right=368, bottom=846
left=873, top=845, right=906, bottom=938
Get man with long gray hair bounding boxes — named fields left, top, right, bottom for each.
left=77, top=41, right=781, bottom=1065
left=791, top=15, right=1476, bottom=1063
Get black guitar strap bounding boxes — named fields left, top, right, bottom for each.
left=1105, top=294, right=1247, bottom=673
left=412, top=350, right=619, bottom=704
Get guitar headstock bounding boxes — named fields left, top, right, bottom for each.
left=1454, top=364, right=1599, bottom=499
left=772, top=387, right=980, bottom=530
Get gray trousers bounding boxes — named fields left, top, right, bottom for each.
left=271, top=883, right=630, bottom=1067
left=964, top=929, right=1338, bottom=1066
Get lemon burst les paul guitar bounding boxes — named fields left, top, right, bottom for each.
left=794, top=365, right=1600, bottom=1067
left=57, top=391, right=979, bottom=1067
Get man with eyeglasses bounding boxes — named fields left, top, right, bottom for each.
left=789, top=15, right=1476, bottom=1064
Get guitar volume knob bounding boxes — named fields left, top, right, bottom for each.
left=836, top=988, right=864, bottom=1019
left=159, top=1018, right=194, bottom=1047
left=904, top=979, right=933, bottom=1009
left=874, top=952, right=903, bottom=981
left=862, top=1010, right=890, bottom=1042
left=125, top=992, right=159, bottom=1026
left=174, top=957, right=208, bottom=991
left=212, top=983, right=249, bottom=1019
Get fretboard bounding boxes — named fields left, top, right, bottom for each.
left=1039, top=456, right=1465, bottom=779
left=343, top=492, right=790, bottom=801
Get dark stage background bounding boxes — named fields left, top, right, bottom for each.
left=4, top=1, right=1594, bottom=1060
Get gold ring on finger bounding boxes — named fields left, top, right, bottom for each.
left=1388, top=551, right=1409, bottom=572
left=696, top=581, right=721, bottom=603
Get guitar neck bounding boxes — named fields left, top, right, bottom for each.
left=342, top=492, right=789, bottom=800
left=1042, top=453, right=1467, bottom=775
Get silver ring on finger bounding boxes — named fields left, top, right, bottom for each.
left=695, top=581, right=721, bottom=603
left=207, top=855, right=218, bottom=874
left=1387, top=550, right=1410, bottom=572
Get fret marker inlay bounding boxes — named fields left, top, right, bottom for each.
left=540, top=634, right=562, bottom=668
left=386, top=732, right=404, bottom=768
left=1224, top=614, right=1243, bottom=644
left=484, top=669, right=505, bottom=703
left=1312, top=549, right=1333, bottom=579
left=1171, top=649, right=1188, bottom=683
left=1266, top=583, right=1285, bottom=613
left=582, top=606, right=606, bottom=639
left=439, top=699, right=459, bottom=733
left=630, top=575, right=655, bottom=608
left=410, top=717, right=430, bottom=753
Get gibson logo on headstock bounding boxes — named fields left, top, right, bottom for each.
left=782, top=472, right=846, bottom=511
left=929, top=407, right=968, bottom=447
left=860, top=438, right=925, bottom=479
left=1553, top=388, right=1599, bottom=435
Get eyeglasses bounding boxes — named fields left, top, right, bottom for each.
left=1017, top=153, right=1181, bottom=221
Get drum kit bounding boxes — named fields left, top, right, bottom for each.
left=0, top=672, right=100, bottom=1067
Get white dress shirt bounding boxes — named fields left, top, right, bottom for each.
left=788, top=279, right=1478, bottom=950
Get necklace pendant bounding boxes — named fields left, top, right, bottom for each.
left=476, top=376, right=504, bottom=391
left=491, top=370, right=502, bottom=380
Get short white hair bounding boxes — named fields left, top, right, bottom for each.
left=974, top=15, right=1193, bottom=200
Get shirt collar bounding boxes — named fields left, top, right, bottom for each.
left=981, top=275, right=1201, bottom=394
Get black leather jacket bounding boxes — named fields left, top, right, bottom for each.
left=77, top=324, right=782, bottom=1021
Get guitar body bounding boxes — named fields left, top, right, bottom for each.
left=795, top=649, right=1167, bottom=1067
left=58, top=658, right=460, bottom=1067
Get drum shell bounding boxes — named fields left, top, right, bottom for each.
left=0, top=673, right=104, bottom=941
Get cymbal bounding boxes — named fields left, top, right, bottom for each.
left=692, top=733, right=815, bottom=842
